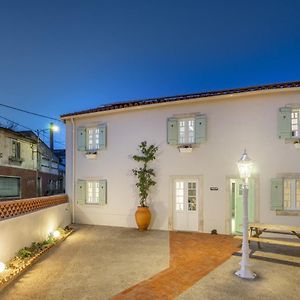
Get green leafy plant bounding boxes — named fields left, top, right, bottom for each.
left=132, top=141, right=158, bottom=207
left=17, top=248, right=32, bottom=259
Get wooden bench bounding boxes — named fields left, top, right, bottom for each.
left=235, top=223, right=300, bottom=248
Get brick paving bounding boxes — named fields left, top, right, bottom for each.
left=111, top=231, right=241, bottom=300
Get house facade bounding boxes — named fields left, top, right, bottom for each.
left=62, top=81, right=300, bottom=234
left=0, top=128, right=64, bottom=200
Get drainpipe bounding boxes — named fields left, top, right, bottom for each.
left=71, top=117, right=76, bottom=223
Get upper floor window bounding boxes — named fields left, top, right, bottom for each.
left=12, top=140, right=21, bottom=159
left=178, top=118, right=195, bottom=144
left=278, top=107, right=300, bottom=140
left=167, top=114, right=207, bottom=146
left=291, top=109, right=300, bottom=137
left=77, top=124, right=107, bottom=153
left=87, top=128, right=100, bottom=151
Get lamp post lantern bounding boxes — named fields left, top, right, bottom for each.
left=235, top=149, right=256, bottom=279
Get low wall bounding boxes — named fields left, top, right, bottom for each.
left=0, top=195, right=71, bottom=263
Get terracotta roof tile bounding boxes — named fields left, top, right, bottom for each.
left=61, top=81, right=300, bottom=119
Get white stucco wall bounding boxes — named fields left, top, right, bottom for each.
left=0, top=203, right=71, bottom=263
left=65, top=89, right=300, bottom=233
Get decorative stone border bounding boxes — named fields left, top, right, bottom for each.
left=0, top=227, right=73, bottom=292
left=0, top=194, right=68, bottom=220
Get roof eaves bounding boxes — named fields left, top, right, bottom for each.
left=60, top=80, right=300, bottom=119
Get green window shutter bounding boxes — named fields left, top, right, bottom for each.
left=278, top=107, right=291, bottom=139
left=76, top=180, right=86, bottom=204
left=99, top=180, right=107, bottom=205
left=77, top=127, right=86, bottom=151
left=167, top=118, right=178, bottom=145
left=98, top=124, right=107, bottom=150
left=271, top=178, right=283, bottom=210
left=195, top=114, right=207, bottom=144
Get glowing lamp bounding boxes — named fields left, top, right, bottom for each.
left=50, top=124, right=59, bottom=132
left=237, top=149, right=253, bottom=179
left=0, top=261, right=6, bottom=273
left=52, top=230, right=61, bottom=238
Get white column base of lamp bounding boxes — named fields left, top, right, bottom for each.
left=235, top=180, right=256, bottom=280
left=235, top=264, right=256, bottom=279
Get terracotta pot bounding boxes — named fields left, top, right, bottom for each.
left=135, top=206, right=151, bottom=231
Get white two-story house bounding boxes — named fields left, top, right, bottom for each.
left=61, top=81, right=300, bottom=234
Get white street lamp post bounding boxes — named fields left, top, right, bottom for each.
left=235, top=149, right=256, bottom=279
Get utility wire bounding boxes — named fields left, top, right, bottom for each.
left=0, top=115, right=33, bottom=131
left=0, top=115, right=65, bottom=147
left=0, top=103, right=62, bottom=122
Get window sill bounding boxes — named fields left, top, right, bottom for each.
left=85, top=152, right=98, bottom=159
left=276, top=210, right=300, bottom=216
left=178, top=144, right=193, bottom=153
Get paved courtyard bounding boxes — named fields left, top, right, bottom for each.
left=0, top=225, right=299, bottom=299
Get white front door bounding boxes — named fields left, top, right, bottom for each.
left=173, top=180, right=198, bottom=232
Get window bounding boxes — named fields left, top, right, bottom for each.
left=188, top=182, right=197, bottom=211
left=291, top=109, right=300, bottom=137
left=175, top=181, right=184, bottom=211
left=178, top=118, right=195, bottom=144
left=12, top=140, right=21, bottom=159
left=77, top=124, right=107, bottom=152
left=284, top=179, right=300, bottom=210
left=167, top=114, right=206, bottom=146
left=175, top=181, right=197, bottom=211
left=87, top=128, right=100, bottom=151
left=86, top=181, right=100, bottom=204
left=0, top=176, right=21, bottom=199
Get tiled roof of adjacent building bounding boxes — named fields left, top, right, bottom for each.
left=61, top=80, right=300, bottom=119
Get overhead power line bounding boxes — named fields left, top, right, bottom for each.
left=0, top=115, right=65, bottom=147
left=0, top=103, right=62, bottom=122
left=0, top=115, right=33, bottom=131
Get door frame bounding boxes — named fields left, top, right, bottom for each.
left=169, top=175, right=204, bottom=232
left=225, top=175, right=260, bottom=235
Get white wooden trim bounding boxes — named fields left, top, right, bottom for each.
left=168, top=175, right=203, bottom=232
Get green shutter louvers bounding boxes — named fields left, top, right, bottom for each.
left=98, top=124, right=107, bottom=150
left=271, top=178, right=283, bottom=210
left=77, top=127, right=86, bottom=151
left=99, top=180, right=107, bottom=205
left=278, top=107, right=292, bottom=139
left=195, top=114, right=207, bottom=144
left=76, top=180, right=86, bottom=204
left=167, top=118, right=178, bottom=145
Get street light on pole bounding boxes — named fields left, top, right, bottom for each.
left=35, top=124, right=59, bottom=196
left=235, top=149, right=256, bottom=280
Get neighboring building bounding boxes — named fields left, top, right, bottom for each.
left=20, top=131, right=64, bottom=196
left=0, top=128, right=65, bottom=200
left=61, top=81, right=300, bottom=234
left=0, top=127, right=37, bottom=199
left=54, top=149, right=66, bottom=193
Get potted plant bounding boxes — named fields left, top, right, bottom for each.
left=132, top=141, right=158, bottom=230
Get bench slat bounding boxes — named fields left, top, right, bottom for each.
left=234, top=235, right=300, bottom=247
left=249, top=223, right=300, bottom=233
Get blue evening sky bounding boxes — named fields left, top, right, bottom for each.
left=0, top=0, right=300, bottom=148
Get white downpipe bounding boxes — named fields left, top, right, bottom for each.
left=71, top=117, right=76, bottom=223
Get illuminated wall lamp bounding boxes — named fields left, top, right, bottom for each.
left=0, top=261, right=6, bottom=273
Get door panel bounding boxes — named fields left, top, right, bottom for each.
left=174, top=180, right=198, bottom=232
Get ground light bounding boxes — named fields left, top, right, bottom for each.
left=0, top=262, right=6, bottom=273
left=235, top=149, right=256, bottom=279
left=52, top=230, right=61, bottom=238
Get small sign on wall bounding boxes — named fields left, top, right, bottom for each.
left=210, top=187, right=219, bottom=191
